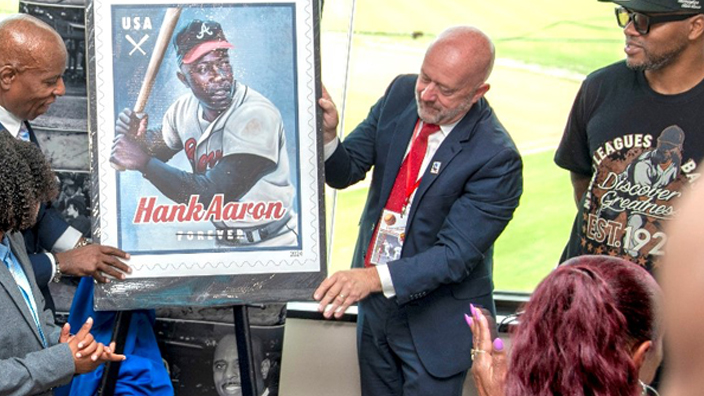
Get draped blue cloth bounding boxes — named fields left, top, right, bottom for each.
left=55, top=278, right=174, bottom=396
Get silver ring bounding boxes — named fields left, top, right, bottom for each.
left=338, top=294, right=346, bottom=300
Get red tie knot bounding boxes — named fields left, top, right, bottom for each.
left=419, top=122, right=440, bottom=140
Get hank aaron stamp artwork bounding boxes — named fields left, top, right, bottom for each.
left=89, top=0, right=325, bottom=284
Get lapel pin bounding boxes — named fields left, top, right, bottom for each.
left=430, top=161, right=441, bottom=174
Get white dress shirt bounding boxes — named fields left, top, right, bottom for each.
left=0, top=104, right=24, bottom=138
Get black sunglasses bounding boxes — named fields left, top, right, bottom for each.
left=615, top=6, right=700, bottom=34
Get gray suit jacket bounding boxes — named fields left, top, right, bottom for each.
left=0, top=232, right=74, bottom=395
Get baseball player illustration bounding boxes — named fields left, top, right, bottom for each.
left=596, top=125, right=684, bottom=257
left=620, top=126, right=683, bottom=256
left=110, top=19, right=298, bottom=248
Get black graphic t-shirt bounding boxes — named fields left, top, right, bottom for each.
left=555, top=61, right=704, bottom=272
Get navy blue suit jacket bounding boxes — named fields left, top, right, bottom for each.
left=325, top=75, right=523, bottom=377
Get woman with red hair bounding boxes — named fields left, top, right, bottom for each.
left=467, top=255, right=662, bottom=396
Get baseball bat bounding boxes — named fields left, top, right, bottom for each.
left=111, top=7, right=182, bottom=170
left=133, top=7, right=182, bottom=113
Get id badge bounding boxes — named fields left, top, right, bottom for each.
left=369, top=209, right=407, bottom=266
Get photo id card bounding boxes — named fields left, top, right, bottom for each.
left=369, top=209, right=407, bottom=266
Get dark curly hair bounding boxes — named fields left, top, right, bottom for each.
left=0, top=130, right=58, bottom=232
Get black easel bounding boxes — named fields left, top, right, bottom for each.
left=96, top=311, right=133, bottom=396
left=97, top=305, right=260, bottom=396
left=233, top=304, right=259, bottom=396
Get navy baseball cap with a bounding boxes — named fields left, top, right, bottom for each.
left=598, top=0, right=703, bottom=12
left=174, top=20, right=234, bottom=64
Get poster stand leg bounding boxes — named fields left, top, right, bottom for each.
left=97, top=310, right=133, bottom=396
left=234, top=304, right=259, bottom=396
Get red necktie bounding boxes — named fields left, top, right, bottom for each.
left=364, top=121, right=440, bottom=267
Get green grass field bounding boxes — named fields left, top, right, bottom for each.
left=322, top=0, right=625, bottom=292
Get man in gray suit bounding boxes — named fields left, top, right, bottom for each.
left=0, top=132, right=124, bottom=395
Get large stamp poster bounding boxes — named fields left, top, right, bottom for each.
left=87, top=0, right=325, bottom=310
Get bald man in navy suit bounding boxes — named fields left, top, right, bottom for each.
left=315, top=26, right=523, bottom=395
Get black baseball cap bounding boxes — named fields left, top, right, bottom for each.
left=658, top=125, right=685, bottom=147
left=174, top=20, right=234, bottom=64
left=599, top=0, right=703, bottom=12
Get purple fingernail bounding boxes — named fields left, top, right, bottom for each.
left=493, top=338, right=504, bottom=351
left=464, top=313, right=473, bottom=327
left=470, top=303, right=476, bottom=316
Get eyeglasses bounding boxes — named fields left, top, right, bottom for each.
left=615, top=6, right=700, bottom=35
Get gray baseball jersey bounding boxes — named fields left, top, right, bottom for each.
left=161, top=81, right=295, bottom=229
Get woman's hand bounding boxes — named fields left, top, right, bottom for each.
left=466, top=304, right=508, bottom=396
